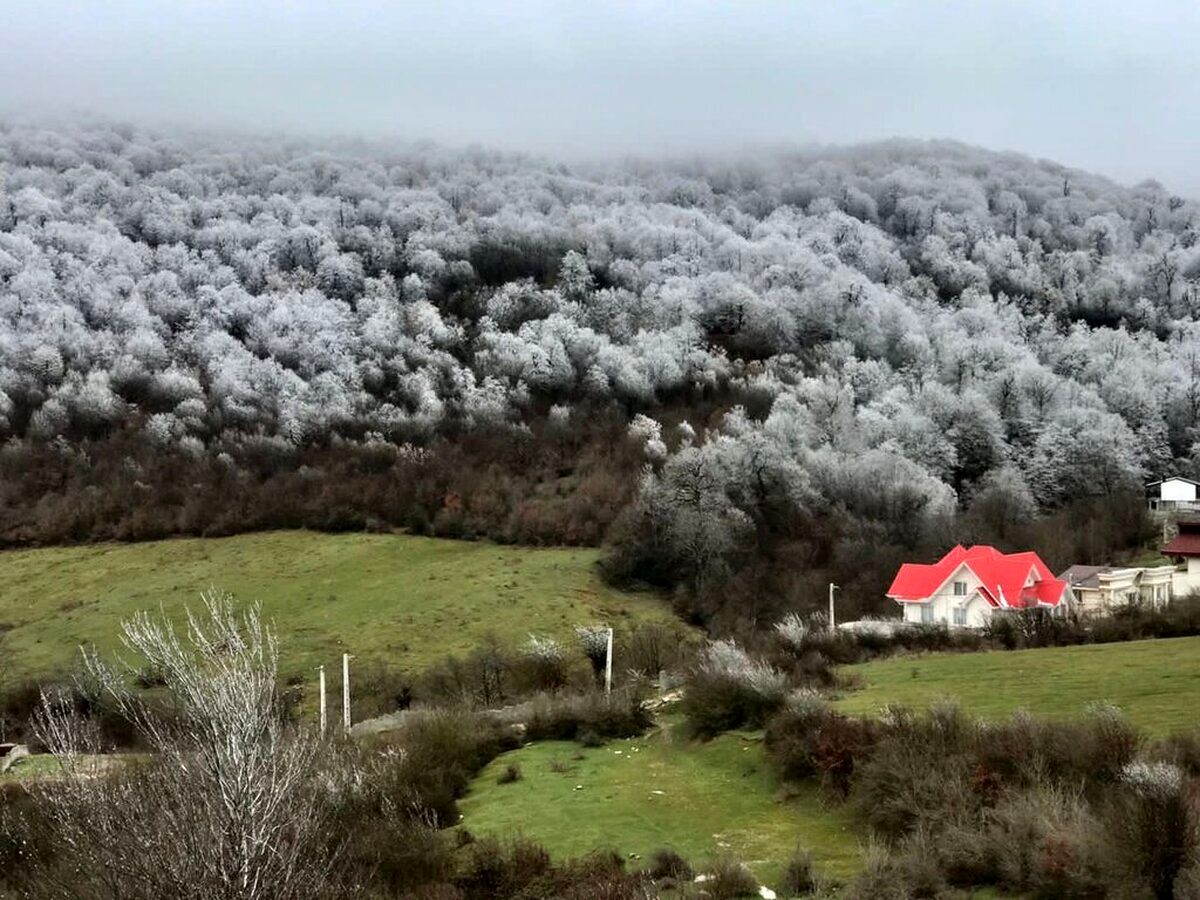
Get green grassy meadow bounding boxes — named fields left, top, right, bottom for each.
left=0, top=531, right=678, bottom=687
left=0, top=754, right=66, bottom=781
left=836, top=635, right=1200, bottom=736
left=0, top=753, right=140, bottom=783
left=458, top=720, right=863, bottom=885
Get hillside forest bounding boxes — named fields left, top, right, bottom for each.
left=0, top=121, right=1190, bottom=625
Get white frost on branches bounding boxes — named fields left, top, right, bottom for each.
left=32, top=592, right=328, bottom=900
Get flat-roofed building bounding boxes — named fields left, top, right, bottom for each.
left=1058, top=564, right=1175, bottom=615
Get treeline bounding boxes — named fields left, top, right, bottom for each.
left=0, top=415, right=1153, bottom=628
left=0, top=413, right=642, bottom=547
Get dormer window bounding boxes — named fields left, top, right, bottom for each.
left=953, top=581, right=967, bottom=596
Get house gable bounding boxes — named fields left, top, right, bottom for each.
left=1149, top=476, right=1200, bottom=503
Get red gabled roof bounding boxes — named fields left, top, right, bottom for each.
left=887, top=544, right=1066, bottom=609
left=1163, top=532, right=1200, bottom=557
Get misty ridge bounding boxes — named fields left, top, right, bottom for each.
left=0, top=118, right=1195, bottom=616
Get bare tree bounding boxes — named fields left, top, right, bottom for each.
left=28, top=591, right=335, bottom=900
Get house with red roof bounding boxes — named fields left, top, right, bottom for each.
left=887, top=545, right=1069, bottom=628
left=1163, top=519, right=1200, bottom=597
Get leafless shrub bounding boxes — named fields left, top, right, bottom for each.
left=979, top=785, right=1108, bottom=895
left=496, top=763, right=522, bottom=784
left=1108, top=759, right=1196, bottom=899
left=703, top=856, right=759, bottom=898
left=524, top=634, right=564, bottom=663
left=644, top=848, right=690, bottom=882
left=513, top=634, right=570, bottom=692
left=774, top=612, right=813, bottom=651
left=622, top=622, right=692, bottom=682
left=26, top=591, right=336, bottom=900
left=778, top=846, right=819, bottom=896
left=575, top=625, right=610, bottom=683
left=682, top=639, right=789, bottom=735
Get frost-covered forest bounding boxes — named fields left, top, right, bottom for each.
left=1, top=121, right=1192, bottom=620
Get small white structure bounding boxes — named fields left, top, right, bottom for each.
left=1058, top=565, right=1175, bottom=615
left=1146, top=476, right=1200, bottom=512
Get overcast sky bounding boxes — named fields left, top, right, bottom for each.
left=2, top=1, right=1197, bottom=194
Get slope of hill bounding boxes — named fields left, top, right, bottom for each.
left=458, top=719, right=862, bottom=885
left=0, top=530, right=679, bottom=687
left=836, top=635, right=1200, bottom=735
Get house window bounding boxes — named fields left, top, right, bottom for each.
left=953, top=581, right=968, bottom=596
left=953, top=607, right=967, bottom=626
left=920, top=605, right=934, bottom=624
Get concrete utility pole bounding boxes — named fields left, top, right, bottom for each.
left=318, top=665, right=327, bottom=737
left=342, top=653, right=352, bottom=735
left=604, top=627, right=614, bottom=694
left=828, top=582, right=839, bottom=630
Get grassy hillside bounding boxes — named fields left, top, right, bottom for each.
left=836, top=636, right=1200, bottom=736
left=458, top=721, right=863, bottom=885
left=0, top=531, right=678, bottom=688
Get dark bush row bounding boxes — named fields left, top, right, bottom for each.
left=500, top=688, right=654, bottom=745
left=0, top=678, right=138, bottom=748
left=761, top=698, right=1200, bottom=899
left=0, top=415, right=642, bottom=549
left=416, top=622, right=696, bottom=709
left=762, top=595, right=1200, bottom=682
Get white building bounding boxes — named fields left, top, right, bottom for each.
left=1058, top=564, right=1175, bottom=615
left=1146, top=476, right=1200, bottom=512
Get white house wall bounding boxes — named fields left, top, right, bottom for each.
left=900, top=563, right=993, bottom=627
left=1072, top=586, right=1104, bottom=615
left=1173, top=558, right=1200, bottom=599
left=1075, top=571, right=1173, bottom=614
left=1161, top=479, right=1198, bottom=502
